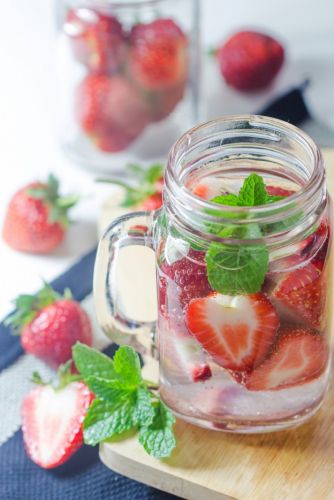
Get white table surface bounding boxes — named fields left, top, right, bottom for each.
left=1, top=0, right=334, bottom=318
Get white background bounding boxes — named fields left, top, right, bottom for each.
left=1, top=0, right=334, bottom=317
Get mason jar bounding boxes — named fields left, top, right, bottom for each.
left=94, top=115, right=332, bottom=432
left=56, top=0, right=200, bottom=172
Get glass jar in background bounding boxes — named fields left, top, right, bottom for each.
left=94, top=115, right=332, bottom=432
left=56, top=0, right=200, bottom=172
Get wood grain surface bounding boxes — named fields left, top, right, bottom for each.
left=99, top=149, right=334, bottom=500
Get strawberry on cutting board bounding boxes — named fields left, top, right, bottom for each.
left=2, top=174, right=79, bottom=254
left=6, top=284, right=92, bottom=368
left=185, top=292, right=279, bottom=372
left=22, top=364, right=93, bottom=468
left=245, top=328, right=328, bottom=391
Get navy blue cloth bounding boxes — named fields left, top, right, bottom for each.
left=0, top=247, right=179, bottom=500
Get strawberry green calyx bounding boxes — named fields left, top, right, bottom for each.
left=30, top=361, right=82, bottom=391
left=5, top=283, right=72, bottom=334
left=96, top=163, right=163, bottom=207
left=28, top=174, right=80, bottom=228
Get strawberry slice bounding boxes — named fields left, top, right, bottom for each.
left=245, top=328, right=328, bottom=391
left=185, top=292, right=279, bottom=371
left=266, top=185, right=295, bottom=197
left=273, top=263, right=325, bottom=328
left=22, top=381, right=93, bottom=468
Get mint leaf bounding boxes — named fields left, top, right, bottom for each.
left=206, top=224, right=268, bottom=295
left=73, top=343, right=116, bottom=380
left=211, top=193, right=239, bottom=206
left=238, top=173, right=268, bottom=206
left=135, top=387, right=155, bottom=426
left=113, top=346, right=142, bottom=389
left=83, top=398, right=138, bottom=446
left=266, top=195, right=285, bottom=203
left=84, top=376, right=129, bottom=401
left=139, top=401, right=176, bottom=458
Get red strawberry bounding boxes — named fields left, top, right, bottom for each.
left=185, top=292, right=279, bottom=371
left=159, top=249, right=212, bottom=310
left=6, top=284, right=92, bottom=368
left=245, top=328, right=328, bottom=391
left=266, top=186, right=294, bottom=197
left=218, top=30, right=284, bottom=91
left=97, top=163, right=163, bottom=209
left=65, top=8, right=125, bottom=74
left=301, top=220, right=330, bottom=271
left=75, top=75, right=150, bottom=152
left=128, top=19, right=188, bottom=90
left=2, top=174, right=78, bottom=254
left=22, top=377, right=93, bottom=468
left=273, top=263, right=325, bottom=329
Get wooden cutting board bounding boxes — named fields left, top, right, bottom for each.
left=98, top=149, right=334, bottom=500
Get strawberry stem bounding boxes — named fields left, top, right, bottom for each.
left=28, top=173, right=80, bottom=228
left=6, top=283, right=71, bottom=334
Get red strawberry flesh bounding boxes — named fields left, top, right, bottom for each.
left=245, top=328, right=328, bottom=391
left=22, top=382, right=93, bottom=468
left=273, top=263, right=325, bottom=329
left=185, top=292, right=279, bottom=371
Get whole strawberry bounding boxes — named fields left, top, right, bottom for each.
left=218, top=30, right=284, bottom=91
left=22, top=363, right=94, bottom=469
left=65, top=8, right=125, bottom=74
left=2, top=174, right=79, bottom=254
left=128, top=19, right=188, bottom=90
left=76, top=74, right=150, bottom=152
left=97, top=163, right=163, bottom=210
left=6, top=284, right=92, bottom=368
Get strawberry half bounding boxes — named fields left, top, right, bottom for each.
left=185, top=292, right=279, bottom=371
left=6, top=284, right=92, bottom=368
left=245, top=328, right=328, bottom=391
left=22, top=377, right=93, bottom=468
left=266, top=185, right=295, bottom=197
left=273, top=263, right=325, bottom=329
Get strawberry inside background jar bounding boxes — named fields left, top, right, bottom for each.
left=56, top=0, right=200, bottom=172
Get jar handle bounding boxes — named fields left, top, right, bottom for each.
left=93, top=211, right=158, bottom=358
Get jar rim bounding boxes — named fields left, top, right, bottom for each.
left=165, top=114, right=324, bottom=222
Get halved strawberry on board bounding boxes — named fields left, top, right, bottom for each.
left=22, top=377, right=93, bottom=469
left=245, top=328, right=328, bottom=391
left=185, top=292, right=279, bottom=372
left=273, top=263, right=325, bottom=329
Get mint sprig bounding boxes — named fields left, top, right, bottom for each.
left=72, top=343, right=176, bottom=459
left=205, top=173, right=288, bottom=295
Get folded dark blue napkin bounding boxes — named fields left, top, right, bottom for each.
left=0, top=247, right=178, bottom=500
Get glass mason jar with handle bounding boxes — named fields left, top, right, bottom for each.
left=56, top=0, right=200, bottom=172
left=94, top=115, right=332, bottom=432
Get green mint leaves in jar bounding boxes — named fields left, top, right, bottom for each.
left=205, top=173, right=286, bottom=295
